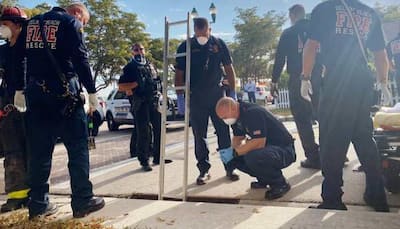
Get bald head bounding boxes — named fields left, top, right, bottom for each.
left=66, top=2, right=90, bottom=26
left=216, top=97, right=239, bottom=120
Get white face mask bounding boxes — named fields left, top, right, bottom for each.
left=0, top=25, right=12, bottom=40
left=223, top=118, right=237, bottom=126
left=196, top=36, right=209, bottom=46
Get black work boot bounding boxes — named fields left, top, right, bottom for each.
left=0, top=198, right=29, bottom=213
left=363, top=193, right=390, bottom=212
left=250, top=181, right=269, bottom=189
left=309, top=202, right=348, bottom=211
left=300, top=158, right=321, bottom=169
left=226, top=171, right=240, bottom=181
left=265, top=182, right=291, bottom=200
left=29, top=202, right=58, bottom=220
left=73, top=197, right=105, bottom=218
left=196, top=172, right=211, bottom=185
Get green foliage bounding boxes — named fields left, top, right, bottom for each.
left=84, top=0, right=149, bottom=91
left=56, top=0, right=75, bottom=8
left=375, top=3, right=400, bottom=21
left=231, top=7, right=285, bottom=83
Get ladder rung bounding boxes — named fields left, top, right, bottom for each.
left=169, top=53, right=186, bottom=58
left=168, top=20, right=187, bottom=26
left=165, top=86, right=186, bottom=91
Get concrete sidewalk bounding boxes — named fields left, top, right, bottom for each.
left=1, top=128, right=400, bottom=228
left=1, top=195, right=399, bottom=228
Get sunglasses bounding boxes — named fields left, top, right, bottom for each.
left=133, top=48, right=144, bottom=52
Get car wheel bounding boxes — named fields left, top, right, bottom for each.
left=106, top=113, right=119, bottom=131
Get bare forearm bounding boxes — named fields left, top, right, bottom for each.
left=234, top=138, right=266, bottom=156
left=232, top=136, right=245, bottom=149
left=374, top=50, right=389, bottom=84
left=302, top=40, right=319, bottom=77
left=118, top=82, right=137, bottom=91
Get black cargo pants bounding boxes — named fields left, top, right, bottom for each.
left=319, top=68, right=387, bottom=204
left=288, top=74, right=319, bottom=161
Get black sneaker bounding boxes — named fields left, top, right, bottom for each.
left=250, top=181, right=268, bottom=189
left=309, top=202, right=347, bottom=211
left=73, top=197, right=105, bottom=218
left=226, top=171, right=239, bottom=181
left=363, top=194, right=390, bottom=212
left=0, top=198, right=29, bottom=213
left=300, top=159, right=321, bottom=169
left=265, top=182, right=291, bottom=200
left=196, top=172, right=211, bottom=185
left=29, top=202, right=58, bottom=220
left=142, top=165, right=153, bottom=172
left=153, top=159, right=173, bottom=165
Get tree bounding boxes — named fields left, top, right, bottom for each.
left=375, top=3, right=400, bottom=21
left=83, top=0, right=149, bottom=91
left=231, top=7, right=285, bottom=84
left=24, top=3, right=50, bottom=18
left=56, top=0, right=74, bottom=8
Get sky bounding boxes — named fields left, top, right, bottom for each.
left=19, top=0, right=399, bottom=42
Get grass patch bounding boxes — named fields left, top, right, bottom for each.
left=0, top=210, right=113, bottom=229
left=269, top=108, right=292, bottom=117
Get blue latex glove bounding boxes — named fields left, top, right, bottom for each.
left=229, top=91, right=237, bottom=100
left=219, top=147, right=234, bottom=164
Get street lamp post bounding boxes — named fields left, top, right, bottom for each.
left=190, top=3, right=217, bottom=24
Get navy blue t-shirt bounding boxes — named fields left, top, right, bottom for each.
left=175, top=35, right=232, bottom=98
left=232, top=102, right=294, bottom=147
left=309, top=0, right=385, bottom=72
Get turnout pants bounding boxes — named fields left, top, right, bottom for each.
left=25, top=83, right=94, bottom=215
left=190, top=95, right=232, bottom=174
left=288, top=75, right=319, bottom=161
left=319, top=69, right=387, bottom=204
left=229, top=144, right=296, bottom=187
left=0, top=109, right=29, bottom=199
left=132, top=97, right=161, bottom=166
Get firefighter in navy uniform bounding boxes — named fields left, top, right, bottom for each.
left=387, top=31, right=400, bottom=98
left=119, top=43, right=173, bottom=172
left=303, top=0, right=391, bottom=211
left=24, top=3, right=105, bottom=219
left=216, top=97, right=296, bottom=199
left=0, top=6, right=29, bottom=213
left=271, top=4, right=321, bottom=169
left=175, top=17, right=239, bottom=185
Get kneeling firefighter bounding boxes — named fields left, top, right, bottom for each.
left=0, top=7, right=29, bottom=213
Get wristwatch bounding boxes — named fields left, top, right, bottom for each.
left=300, top=74, right=311, bottom=81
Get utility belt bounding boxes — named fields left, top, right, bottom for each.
left=131, top=92, right=159, bottom=113
left=28, top=75, right=84, bottom=118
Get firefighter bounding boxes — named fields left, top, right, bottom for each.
left=216, top=97, right=296, bottom=200
left=271, top=4, right=321, bottom=169
left=303, top=0, right=390, bottom=211
left=24, top=3, right=104, bottom=219
left=0, top=6, right=29, bottom=213
left=175, top=17, right=239, bottom=185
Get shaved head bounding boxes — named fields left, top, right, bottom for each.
left=66, top=2, right=90, bottom=26
left=216, top=97, right=239, bottom=119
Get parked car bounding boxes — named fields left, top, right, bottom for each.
left=105, top=89, right=178, bottom=131
left=241, top=86, right=274, bottom=104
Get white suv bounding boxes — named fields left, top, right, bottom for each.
left=105, top=89, right=134, bottom=131
left=105, top=89, right=178, bottom=131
